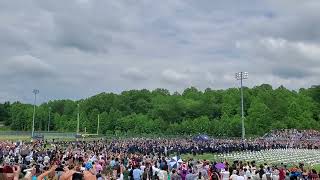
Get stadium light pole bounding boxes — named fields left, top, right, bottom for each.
left=32, top=89, right=39, bottom=138
left=235, top=72, right=248, bottom=140
left=97, top=114, right=100, bottom=135
left=48, top=107, right=51, bottom=132
left=77, top=104, right=80, bottom=135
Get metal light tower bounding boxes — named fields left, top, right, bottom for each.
left=235, top=72, right=248, bottom=140
left=96, top=114, right=100, bottom=135
left=77, top=104, right=80, bottom=134
left=32, top=89, right=39, bottom=138
left=48, top=107, right=51, bottom=132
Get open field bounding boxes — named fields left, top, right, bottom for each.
left=181, top=153, right=217, bottom=162
left=0, top=135, right=31, bottom=141
left=313, top=164, right=320, bottom=172
left=0, top=134, right=75, bottom=141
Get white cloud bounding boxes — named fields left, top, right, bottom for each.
left=161, top=69, right=189, bottom=85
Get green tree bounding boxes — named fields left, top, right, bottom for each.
left=247, top=98, right=272, bottom=135
left=1, top=84, right=320, bottom=136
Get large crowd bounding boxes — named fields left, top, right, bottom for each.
left=0, top=129, right=319, bottom=180
left=263, top=129, right=320, bottom=141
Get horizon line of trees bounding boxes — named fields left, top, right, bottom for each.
left=0, top=84, right=319, bottom=137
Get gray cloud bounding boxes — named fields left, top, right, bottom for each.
left=236, top=37, right=320, bottom=80
left=0, top=0, right=320, bottom=103
left=1, top=55, right=56, bottom=78
left=121, top=67, right=148, bottom=81
left=272, top=67, right=312, bottom=79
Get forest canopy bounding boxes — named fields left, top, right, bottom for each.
left=0, top=84, right=319, bottom=137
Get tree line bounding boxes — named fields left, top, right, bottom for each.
left=0, top=84, right=319, bottom=137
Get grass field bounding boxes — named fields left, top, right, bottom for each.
left=181, top=153, right=217, bottom=162
left=0, top=135, right=74, bottom=141
left=313, top=164, right=320, bottom=172
left=0, top=135, right=31, bottom=141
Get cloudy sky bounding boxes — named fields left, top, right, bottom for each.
left=1, top=0, right=320, bottom=103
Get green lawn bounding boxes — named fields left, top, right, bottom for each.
left=0, top=135, right=73, bottom=141
left=0, top=125, right=11, bottom=131
left=180, top=153, right=252, bottom=163
left=181, top=153, right=218, bottom=162
left=312, top=164, right=320, bottom=172
left=0, top=135, right=31, bottom=141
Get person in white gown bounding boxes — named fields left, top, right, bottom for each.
left=220, top=168, right=229, bottom=180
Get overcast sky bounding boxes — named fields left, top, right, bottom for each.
left=1, top=0, right=320, bottom=103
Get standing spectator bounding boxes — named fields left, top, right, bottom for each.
left=220, top=168, right=229, bottom=180
left=236, top=170, right=245, bottom=180
left=272, top=167, right=279, bottom=180
left=279, top=167, right=286, bottom=180
left=171, top=169, right=181, bottom=180
left=133, top=165, right=143, bottom=180
left=230, top=170, right=238, bottom=180
left=186, top=169, right=197, bottom=180
left=308, top=169, right=319, bottom=180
